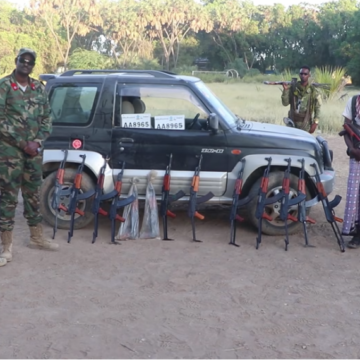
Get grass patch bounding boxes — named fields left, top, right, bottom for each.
left=206, top=82, right=360, bottom=134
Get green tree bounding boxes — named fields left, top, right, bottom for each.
left=0, top=0, right=59, bottom=76
left=28, top=0, right=102, bottom=70
left=99, top=0, right=152, bottom=68
left=142, top=0, right=212, bottom=70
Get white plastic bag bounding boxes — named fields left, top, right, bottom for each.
left=116, top=177, right=139, bottom=240
left=140, top=170, right=160, bottom=239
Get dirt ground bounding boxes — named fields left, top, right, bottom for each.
left=2, top=134, right=360, bottom=359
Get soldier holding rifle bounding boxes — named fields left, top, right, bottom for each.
left=265, top=66, right=322, bottom=133
left=281, top=66, right=322, bottom=133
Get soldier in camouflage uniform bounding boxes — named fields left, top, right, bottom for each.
left=282, top=66, right=322, bottom=134
left=0, top=48, right=59, bottom=265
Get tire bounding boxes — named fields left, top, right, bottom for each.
left=40, top=168, right=95, bottom=230
left=246, top=171, right=311, bottom=236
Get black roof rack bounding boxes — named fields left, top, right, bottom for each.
left=39, top=74, right=59, bottom=81
left=60, top=69, right=177, bottom=78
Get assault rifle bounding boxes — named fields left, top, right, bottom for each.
left=278, top=158, right=309, bottom=251
left=311, top=162, right=345, bottom=252
left=160, top=154, right=185, bottom=241
left=109, top=162, right=136, bottom=244
left=188, top=155, right=214, bottom=242
left=67, top=154, right=96, bottom=243
left=339, top=122, right=360, bottom=142
left=229, top=158, right=256, bottom=247
left=255, top=157, right=285, bottom=249
left=51, top=149, right=69, bottom=239
left=296, top=159, right=316, bottom=247
left=263, top=80, right=330, bottom=89
left=279, top=158, right=298, bottom=250
left=91, top=156, right=131, bottom=244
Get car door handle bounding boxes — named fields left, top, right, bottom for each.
left=119, top=138, right=134, bottom=144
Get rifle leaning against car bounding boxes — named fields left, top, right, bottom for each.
left=311, top=162, right=345, bottom=252
left=67, top=154, right=97, bottom=243
left=229, top=158, right=256, bottom=247
left=108, top=162, right=136, bottom=244
left=278, top=158, right=300, bottom=251
left=254, top=157, right=287, bottom=250
left=51, top=150, right=88, bottom=240
left=278, top=158, right=317, bottom=251
left=294, top=158, right=316, bottom=248
left=91, top=158, right=135, bottom=244
left=51, top=149, right=69, bottom=240
left=160, top=153, right=185, bottom=241
left=188, top=154, right=214, bottom=242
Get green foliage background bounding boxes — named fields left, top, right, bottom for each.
left=1, top=0, right=360, bottom=86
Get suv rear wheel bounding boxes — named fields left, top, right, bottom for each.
left=246, top=171, right=311, bottom=236
left=40, top=168, right=95, bottom=230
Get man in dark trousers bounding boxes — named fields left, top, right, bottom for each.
left=282, top=66, right=322, bottom=133
left=0, top=48, right=58, bottom=265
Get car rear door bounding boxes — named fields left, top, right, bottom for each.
left=44, top=76, right=113, bottom=156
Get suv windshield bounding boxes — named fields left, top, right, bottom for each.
left=194, top=81, right=238, bottom=126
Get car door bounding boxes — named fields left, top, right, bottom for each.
left=45, top=78, right=112, bottom=156
left=110, top=82, right=229, bottom=197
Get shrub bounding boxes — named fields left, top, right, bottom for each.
left=313, top=66, right=347, bottom=101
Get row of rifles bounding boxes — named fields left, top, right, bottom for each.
left=50, top=151, right=345, bottom=252
left=230, top=157, right=345, bottom=252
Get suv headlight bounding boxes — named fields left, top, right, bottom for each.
left=316, top=135, right=333, bottom=170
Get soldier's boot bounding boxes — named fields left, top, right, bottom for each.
left=1, top=231, right=13, bottom=262
left=0, top=258, right=7, bottom=267
left=28, top=224, right=59, bottom=251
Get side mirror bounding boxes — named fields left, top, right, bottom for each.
left=208, top=113, right=219, bottom=134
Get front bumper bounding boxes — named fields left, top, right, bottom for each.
left=319, top=169, right=336, bottom=195
left=306, top=169, right=336, bottom=208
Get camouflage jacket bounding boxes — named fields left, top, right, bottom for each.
left=281, top=81, right=322, bottom=120
left=0, top=70, right=52, bottom=150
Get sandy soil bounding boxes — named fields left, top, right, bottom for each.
left=1, top=134, right=360, bottom=359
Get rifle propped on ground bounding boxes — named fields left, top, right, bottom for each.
left=296, top=158, right=316, bottom=247
left=160, top=153, right=185, bottom=241
left=91, top=157, right=129, bottom=243
left=279, top=158, right=299, bottom=250
left=51, top=149, right=69, bottom=239
left=67, top=154, right=96, bottom=243
left=109, top=162, right=136, bottom=244
left=278, top=158, right=316, bottom=251
left=255, top=157, right=285, bottom=249
left=188, top=154, right=214, bottom=242
left=311, top=162, right=345, bottom=252
left=229, top=158, right=256, bottom=247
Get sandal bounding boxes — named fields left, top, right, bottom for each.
left=347, top=236, right=360, bottom=249
left=342, top=226, right=358, bottom=237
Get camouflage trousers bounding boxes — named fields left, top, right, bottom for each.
left=0, top=144, right=43, bottom=232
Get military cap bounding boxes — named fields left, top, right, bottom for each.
left=17, top=48, right=37, bottom=60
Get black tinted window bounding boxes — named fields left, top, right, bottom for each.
left=49, top=85, right=99, bottom=125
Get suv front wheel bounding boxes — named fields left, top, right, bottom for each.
left=40, top=168, right=95, bottom=230
left=246, top=171, right=311, bottom=236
